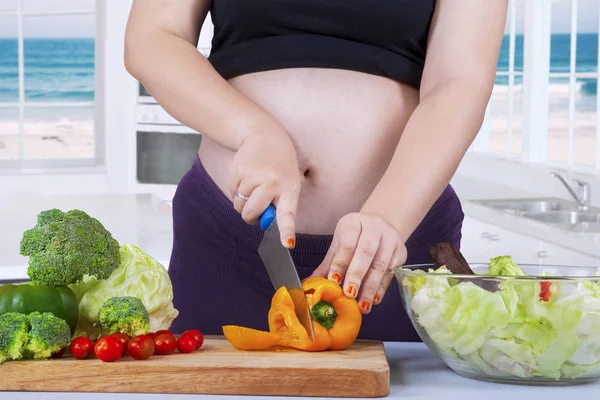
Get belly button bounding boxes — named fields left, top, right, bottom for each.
left=303, top=169, right=311, bottom=179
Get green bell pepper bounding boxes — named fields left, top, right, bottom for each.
left=0, top=283, right=79, bottom=335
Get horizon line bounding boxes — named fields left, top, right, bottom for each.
left=0, top=36, right=95, bottom=39
left=0, top=31, right=599, bottom=39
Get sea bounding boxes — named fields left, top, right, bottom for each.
left=0, top=38, right=95, bottom=122
left=0, top=34, right=599, bottom=121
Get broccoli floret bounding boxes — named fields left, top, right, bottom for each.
left=98, top=296, right=150, bottom=337
left=20, top=208, right=120, bottom=286
left=0, top=312, right=71, bottom=363
left=0, top=312, right=29, bottom=363
left=24, top=311, right=71, bottom=360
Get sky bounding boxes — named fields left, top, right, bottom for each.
left=0, top=0, right=599, bottom=38
left=0, top=0, right=96, bottom=38
left=508, top=0, right=600, bottom=34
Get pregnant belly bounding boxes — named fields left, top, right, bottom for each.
left=199, top=68, right=420, bottom=234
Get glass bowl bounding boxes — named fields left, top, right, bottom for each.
left=395, top=263, right=600, bottom=386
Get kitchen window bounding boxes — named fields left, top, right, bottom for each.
left=483, top=0, right=525, bottom=157
left=0, top=0, right=102, bottom=170
left=472, top=0, right=600, bottom=170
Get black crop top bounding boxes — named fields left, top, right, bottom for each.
left=207, top=0, right=436, bottom=89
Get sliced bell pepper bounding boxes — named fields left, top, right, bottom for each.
left=223, top=325, right=281, bottom=350
left=0, top=283, right=79, bottom=335
left=222, top=277, right=362, bottom=351
left=268, top=276, right=362, bottom=351
left=268, top=285, right=333, bottom=351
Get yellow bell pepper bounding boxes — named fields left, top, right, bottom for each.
left=223, top=277, right=362, bottom=351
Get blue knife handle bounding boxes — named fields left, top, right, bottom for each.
left=259, top=204, right=276, bottom=231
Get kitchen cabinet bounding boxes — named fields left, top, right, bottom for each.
left=460, top=216, right=600, bottom=267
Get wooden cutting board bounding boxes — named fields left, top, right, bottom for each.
left=0, top=335, right=390, bottom=398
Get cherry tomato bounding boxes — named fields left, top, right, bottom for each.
left=156, top=330, right=174, bottom=338
left=177, top=335, right=196, bottom=354
left=540, top=281, right=552, bottom=302
left=70, top=336, right=94, bottom=359
left=51, top=346, right=66, bottom=359
left=154, top=333, right=177, bottom=355
left=94, top=335, right=123, bottom=362
left=128, top=334, right=155, bottom=360
left=181, top=329, right=204, bottom=350
left=111, top=333, right=130, bottom=355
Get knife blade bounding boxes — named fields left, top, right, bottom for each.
left=258, top=204, right=315, bottom=341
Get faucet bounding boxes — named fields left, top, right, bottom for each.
left=550, top=172, right=591, bottom=211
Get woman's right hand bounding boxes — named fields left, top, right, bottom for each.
left=228, top=128, right=302, bottom=249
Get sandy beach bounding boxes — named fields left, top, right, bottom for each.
left=0, top=118, right=94, bottom=160
left=486, top=83, right=598, bottom=166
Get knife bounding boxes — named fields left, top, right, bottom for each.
left=258, top=204, right=315, bottom=341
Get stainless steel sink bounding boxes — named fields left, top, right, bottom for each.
left=522, top=210, right=600, bottom=224
left=479, top=199, right=577, bottom=214
left=521, top=211, right=600, bottom=233
left=474, top=198, right=582, bottom=214
left=472, top=198, right=600, bottom=233
left=470, top=173, right=598, bottom=233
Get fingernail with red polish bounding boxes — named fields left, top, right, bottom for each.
left=331, top=272, right=342, bottom=285
left=286, top=237, right=295, bottom=248
left=374, top=294, right=381, bottom=304
left=360, top=299, right=371, bottom=313
left=345, top=284, right=357, bottom=298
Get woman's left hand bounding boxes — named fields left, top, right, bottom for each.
left=309, top=212, right=407, bottom=314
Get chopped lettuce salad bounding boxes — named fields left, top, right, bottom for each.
left=399, top=256, right=600, bottom=380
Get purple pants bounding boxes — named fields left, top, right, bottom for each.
left=168, top=157, right=464, bottom=341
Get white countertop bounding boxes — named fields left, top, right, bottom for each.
left=3, top=175, right=600, bottom=281
left=1, top=342, right=598, bottom=400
